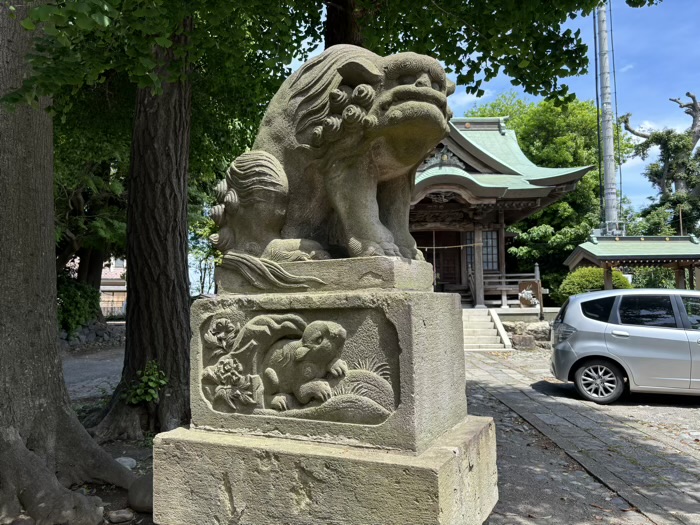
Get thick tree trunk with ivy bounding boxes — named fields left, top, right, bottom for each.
left=92, top=23, right=192, bottom=442
left=324, top=0, right=363, bottom=48
left=0, top=3, right=134, bottom=523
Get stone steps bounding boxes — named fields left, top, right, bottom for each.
left=468, top=335, right=502, bottom=344
left=462, top=321, right=495, bottom=330
left=463, top=328, right=497, bottom=337
left=465, top=343, right=507, bottom=350
left=462, top=309, right=508, bottom=351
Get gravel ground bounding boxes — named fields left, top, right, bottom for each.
left=468, top=383, right=653, bottom=525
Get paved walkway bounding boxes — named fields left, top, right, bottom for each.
left=465, top=351, right=700, bottom=525
left=62, top=346, right=123, bottom=400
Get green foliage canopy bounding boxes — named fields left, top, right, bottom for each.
left=54, top=76, right=133, bottom=266
left=8, top=0, right=661, bottom=108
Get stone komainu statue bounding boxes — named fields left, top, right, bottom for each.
left=211, top=44, right=454, bottom=261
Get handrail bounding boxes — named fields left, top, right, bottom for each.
left=488, top=309, right=513, bottom=349
left=467, top=268, right=476, bottom=301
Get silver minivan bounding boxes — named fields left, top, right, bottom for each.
left=551, top=289, right=700, bottom=404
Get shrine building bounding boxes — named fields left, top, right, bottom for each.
left=410, top=117, right=592, bottom=307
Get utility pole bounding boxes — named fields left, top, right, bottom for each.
left=597, top=2, right=619, bottom=235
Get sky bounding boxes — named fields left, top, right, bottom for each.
left=447, top=0, right=700, bottom=210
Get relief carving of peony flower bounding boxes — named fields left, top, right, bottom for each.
left=212, top=357, right=257, bottom=411
left=204, top=318, right=239, bottom=359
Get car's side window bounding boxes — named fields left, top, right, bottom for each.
left=580, top=297, right=615, bottom=322
left=681, top=296, right=700, bottom=329
left=618, top=295, right=678, bottom=328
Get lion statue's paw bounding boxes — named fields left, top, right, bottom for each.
left=395, top=244, right=425, bottom=261
left=347, top=237, right=402, bottom=258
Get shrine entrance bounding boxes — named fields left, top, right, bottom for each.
left=412, top=231, right=462, bottom=290
left=410, top=116, right=591, bottom=307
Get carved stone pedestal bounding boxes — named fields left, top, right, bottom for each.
left=153, top=258, right=498, bottom=524
left=154, top=417, right=497, bottom=525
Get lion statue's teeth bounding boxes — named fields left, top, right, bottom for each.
left=212, top=44, right=452, bottom=263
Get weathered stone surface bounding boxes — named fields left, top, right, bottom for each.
left=9, top=516, right=35, bottom=525
left=527, top=321, right=551, bottom=340
left=153, top=44, right=498, bottom=525
left=154, top=417, right=497, bottom=525
left=215, top=256, right=434, bottom=295
left=502, top=320, right=551, bottom=350
left=190, top=290, right=467, bottom=453
left=510, top=334, right=537, bottom=350
left=210, top=45, right=455, bottom=264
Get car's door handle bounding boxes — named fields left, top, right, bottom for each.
left=611, top=330, right=629, bottom=338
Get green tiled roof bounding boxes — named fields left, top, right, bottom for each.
left=416, top=166, right=553, bottom=198
left=462, top=128, right=590, bottom=184
left=564, top=235, right=700, bottom=268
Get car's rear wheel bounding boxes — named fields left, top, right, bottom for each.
left=574, top=359, right=625, bottom=404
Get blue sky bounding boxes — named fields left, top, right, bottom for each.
left=448, top=0, right=700, bottom=210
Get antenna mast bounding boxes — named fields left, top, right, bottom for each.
left=597, top=2, right=621, bottom=235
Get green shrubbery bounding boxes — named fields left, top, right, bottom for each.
left=57, top=275, right=101, bottom=334
left=555, top=267, right=632, bottom=302
left=630, top=266, right=676, bottom=289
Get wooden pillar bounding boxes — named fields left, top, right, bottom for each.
left=474, top=224, right=486, bottom=308
left=689, top=265, right=695, bottom=290
left=498, top=210, right=506, bottom=276
left=603, top=265, right=613, bottom=290
left=460, top=231, right=468, bottom=286
left=675, top=265, right=686, bottom=289
left=498, top=211, right=508, bottom=308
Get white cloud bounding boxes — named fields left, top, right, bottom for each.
left=622, top=155, right=648, bottom=168
left=638, top=118, right=688, bottom=133
left=620, top=64, right=634, bottom=73
left=448, top=88, right=494, bottom=114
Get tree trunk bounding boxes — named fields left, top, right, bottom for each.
left=0, top=3, right=134, bottom=524
left=92, top=21, right=192, bottom=441
left=325, top=0, right=363, bottom=48
left=76, top=247, right=106, bottom=322
left=76, top=247, right=105, bottom=289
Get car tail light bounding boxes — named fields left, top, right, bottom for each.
left=554, top=322, right=577, bottom=344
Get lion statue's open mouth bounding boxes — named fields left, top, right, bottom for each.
left=211, top=44, right=454, bottom=266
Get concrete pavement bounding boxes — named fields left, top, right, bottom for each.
left=466, top=350, right=700, bottom=525
left=62, top=346, right=123, bottom=400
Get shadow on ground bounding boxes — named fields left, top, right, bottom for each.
left=468, top=383, right=653, bottom=525
left=465, top=345, right=700, bottom=525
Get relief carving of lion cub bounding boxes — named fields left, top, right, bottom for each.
left=261, top=320, right=348, bottom=411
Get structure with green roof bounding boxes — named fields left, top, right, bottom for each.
left=564, top=235, right=700, bottom=289
left=410, top=116, right=591, bottom=307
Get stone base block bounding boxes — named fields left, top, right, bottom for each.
left=191, top=290, right=466, bottom=453
left=154, top=416, right=498, bottom=525
left=216, top=256, right=434, bottom=295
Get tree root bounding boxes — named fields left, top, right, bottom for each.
left=89, top=398, right=147, bottom=444
left=0, top=409, right=135, bottom=525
